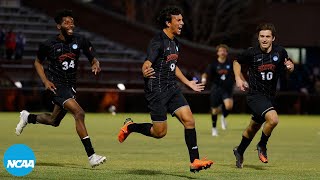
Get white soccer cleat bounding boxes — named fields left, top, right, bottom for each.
left=15, top=110, right=29, bottom=136
left=89, top=154, right=106, bottom=168
left=221, top=115, right=227, bottom=130
left=212, top=127, right=218, bottom=137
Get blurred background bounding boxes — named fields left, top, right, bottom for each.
left=0, top=0, right=319, bottom=114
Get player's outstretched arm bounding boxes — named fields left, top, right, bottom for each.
left=91, top=58, right=101, bottom=75
left=142, top=60, right=155, bottom=78
left=233, top=60, right=248, bottom=91
left=34, top=58, right=56, bottom=94
left=176, top=66, right=204, bottom=92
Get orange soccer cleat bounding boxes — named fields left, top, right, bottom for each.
left=118, top=118, right=134, bottom=143
left=190, top=158, right=214, bottom=173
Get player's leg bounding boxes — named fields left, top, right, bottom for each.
left=211, top=107, right=220, bottom=136
left=221, top=98, right=233, bottom=130
left=118, top=93, right=168, bottom=142
left=15, top=105, right=67, bottom=135
left=174, top=106, right=214, bottom=172
left=256, top=109, right=279, bottom=163
left=169, top=91, right=213, bottom=172
left=210, top=89, right=222, bottom=136
left=233, top=118, right=262, bottom=168
left=63, top=98, right=106, bottom=167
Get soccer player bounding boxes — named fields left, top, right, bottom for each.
left=117, top=6, right=213, bottom=172
left=232, top=23, right=294, bottom=168
left=201, top=44, right=234, bottom=136
left=15, top=10, right=106, bottom=167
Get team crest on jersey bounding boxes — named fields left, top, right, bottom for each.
left=57, top=48, right=61, bottom=52
left=226, top=65, right=230, bottom=69
left=176, top=46, right=179, bottom=52
left=273, top=56, right=279, bottom=61
left=72, top=44, right=78, bottom=50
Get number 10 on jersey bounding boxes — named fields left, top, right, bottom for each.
left=261, top=71, right=273, bottom=80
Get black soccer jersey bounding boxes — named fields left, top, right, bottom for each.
left=237, top=45, right=288, bottom=97
left=37, top=33, right=95, bottom=87
left=205, top=59, right=234, bottom=90
left=144, top=31, right=180, bottom=93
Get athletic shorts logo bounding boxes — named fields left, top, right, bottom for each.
left=72, top=44, right=78, bottom=49
left=3, top=144, right=36, bottom=177
left=273, top=56, right=278, bottom=61
left=176, top=46, right=179, bottom=52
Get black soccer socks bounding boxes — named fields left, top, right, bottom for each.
left=211, top=114, right=217, bottom=128
left=81, top=136, right=95, bottom=157
left=237, top=136, right=252, bottom=155
left=222, top=105, right=230, bottom=118
left=128, top=123, right=153, bottom=137
left=258, top=131, right=270, bottom=147
left=185, top=128, right=200, bottom=163
left=27, top=114, right=37, bottom=124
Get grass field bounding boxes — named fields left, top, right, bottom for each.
left=0, top=112, right=319, bottom=179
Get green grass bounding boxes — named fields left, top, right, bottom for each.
left=0, top=112, right=319, bottom=179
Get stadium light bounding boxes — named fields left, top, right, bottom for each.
left=117, top=83, right=126, bottom=91
left=14, top=81, right=22, bottom=88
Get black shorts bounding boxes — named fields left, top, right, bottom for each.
left=51, top=86, right=76, bottom=109
left=210, top=86, right=233, bottom=108
left=247, top=93, right=275, bottom=124
left=145, top=88, right=189, bottom=122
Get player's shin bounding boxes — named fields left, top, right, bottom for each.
left=237, top=136, right=252, bottom=155
left=128, top=123, right=153, bottom=137
left=81, top=136, right=95, bottom=157
left=28, top=114, right=37, bottom=124
left=258, top=131, right=270, bottom=147
left=185, top=128, right=200, bottom=163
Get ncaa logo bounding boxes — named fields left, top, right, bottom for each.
left=3, top=144, right=36, bottom=177
left=273, top=56, right=279, bottom=61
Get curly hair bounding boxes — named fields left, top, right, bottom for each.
left=157, top=6, right=183, bottom=29
left=54, top=9, right=74, bottom=24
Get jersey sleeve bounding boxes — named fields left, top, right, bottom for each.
left=81, top=36, right=96, bottom=63
left=36, top=42, right=49, bottom=62
left=236, top=48, right=252, bottom=65
left=146, top=37, right=161, bottom=63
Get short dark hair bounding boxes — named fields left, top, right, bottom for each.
left=256, top=23, right=276, bottom=37
left=216, top=44, right=229, bottom=52
left=157, top=6, right=183, bottom=29
left=54, top=9, right=74, bottom=24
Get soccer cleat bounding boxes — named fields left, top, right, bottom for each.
left=212, top=127, right=218, bottom=136
left=15, top=110, right=29, bottom=136
left=233, top=146, right=244, bottom=168
left=89, top=154, right=106, bottom=168
left=190, top=158, right=214, bottom=173
left=221, top=115, right=227, bottom=130
left=257, top=145, right=268, bottom=163
left=118, top=118, right=134, bottom=143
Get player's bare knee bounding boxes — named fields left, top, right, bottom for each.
left=225, top=104, right=233, bottom=111
left=211, top=108, right=218, bottom=115
left=153, top=130, right=167, bottom=138
left=74, top=110, right=85, bottom=121
left=182, top=118, right=195, bottom=129
left=268, top=118, right=279, bottom=127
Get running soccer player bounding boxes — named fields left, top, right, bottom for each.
left=117, top=6, right=213, bottom=172
left=232, top=23, right=294, bottom=168
left=15, top=9, right=106, bottom=167
left=201, top=44, right=234, bottom=136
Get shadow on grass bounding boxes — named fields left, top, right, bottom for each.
left=124, top=169, right=199, bottom=179
left=219, top=163, right=271, bottom=170
left=36, top=162, right=103, bottom=170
